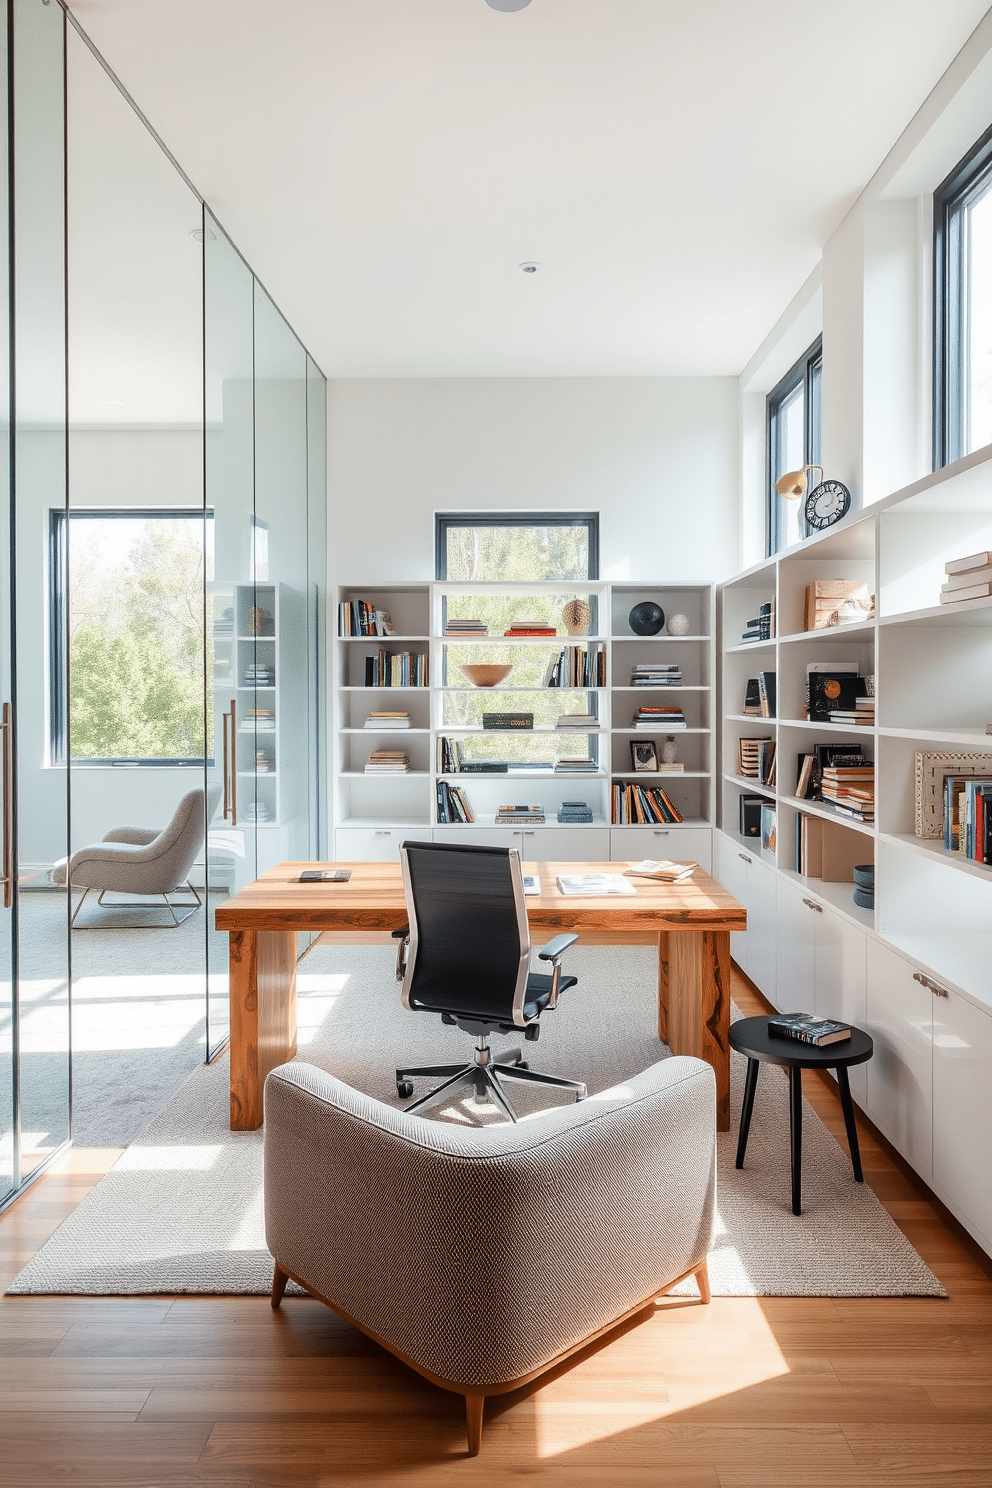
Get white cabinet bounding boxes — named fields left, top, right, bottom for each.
left=774, top=876, right=816, bottom=1016
left=713, top=831, right=775, bottom=999
left=932, top=989, right=992, bottom=1249
left=335, top=827, right=425, bottom=862
left=518, top=827, right=610, bottom=862
left=432, top=826, right=522, bottom=850
left=714, top=830, right=750, bottom=970
left=610, top=826, right=712, bottom=872
left=864, top=939, right=933, bottom=1183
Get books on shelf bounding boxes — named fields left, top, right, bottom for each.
left=364, top=651, right=428, bottom=687
left=365, top=710, right=411, bottom=729
left=541, top=644, right=606, bottom=688
left=807, top=668, right=865, bottom=722
left=633, top=706, right=685, bottom=729
left=820, top=763, right=875, bottom=821
left=803, top=660, right=859, bottom=718
left=504, top=620, right=557, bottom=636
left=630, top=663, right=681, bottom=686
left=741, top=600, right=774, bottom=642
left=557, top=800, right=594, bottom=823
left=242, top=707, right=275, bottom=732
left=742, top=678, right=762, bottom=716
left=944, top=774, right=992, bottom=861
left=555, top=713, right=599, bottom=729
left=739, top=794, right=764, bottom=837
left=757, top=670, right=776, bottom=718
left=760, top=803, right=777, bottom=859
left=623, top=859, right=695, bottom=883
left=435, top=781, right=475, bottom=823
left=364, top=750, right=410, bottom=774
left=339, top=600, right=395, bottom=637
left=555, top=755, right=598, bottom=773
left=738, top=736, right=773, bottom=779
left=913, top=750, right=992, bottom=838
left=758, top=739, right=776, bottom=788
left=556, top=874, right=636, bottom=896
left=796, top=813, right=872, bottom=878
left=482, top=712, right=533, bottom=729
left=496, top=804, right=545, bottom=823
left=768, top=1013, right=852, bottom=1047
left=444, top=618, right=488, bottom=636
left=941, top=551, right=992, bottom=602
left=804, top=580, right=873, bottom=630
left=611, top=781, right=683, bottom=825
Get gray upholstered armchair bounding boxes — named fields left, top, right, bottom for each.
left=264, top=1054, right=716, bottom=1456
left=52, top=785, right=221, bottom=927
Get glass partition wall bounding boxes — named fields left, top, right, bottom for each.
left=0, top=1, right=326, bottom=1207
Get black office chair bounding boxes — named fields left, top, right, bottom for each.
left=392, top=840, right=587, bottom=1122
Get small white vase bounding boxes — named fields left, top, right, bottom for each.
left=661, top=736, right=678, bottom=765
left=667, top=613, right=690, bottom=636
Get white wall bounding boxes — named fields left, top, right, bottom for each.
left=325, top=377, right=739, bottom=586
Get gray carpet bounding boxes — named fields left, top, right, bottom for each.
left=8, top=943, right=946, bottom=1298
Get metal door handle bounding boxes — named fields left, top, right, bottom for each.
left=374, top=831, right=391, bottom=836
left=802, top=897, right=823, bottom=912
left=0, top=703, right=11, bottom=909
left=653, top=829, right=669, bottom=835
left=523, top=830, right=535, bottom=835
left=913, top=971, right=948, bottom=998
left=738, top=852, right=752, bottom=864
left=222, top=699, right=237, bottom=825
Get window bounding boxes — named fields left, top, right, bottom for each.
left=435, top=512, right=599, bottom=581
left=766, top=338, right=822, bottom=555
left=934, top=122, right=992, bottom=468
left=50, top=509, right=210, bottom=764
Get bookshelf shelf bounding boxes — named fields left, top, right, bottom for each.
left=335, top=580, right=714, bottom=864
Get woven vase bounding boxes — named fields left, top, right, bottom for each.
left=561, top=598, right=591, bottom=636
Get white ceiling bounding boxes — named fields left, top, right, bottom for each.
left=67, top=0, right=992, bottom=380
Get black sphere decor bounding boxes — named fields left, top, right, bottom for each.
left=628, top=601, right=665, bottom=636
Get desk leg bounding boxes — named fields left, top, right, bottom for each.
left=229, top=929, right=298, bottom=1131
left=660, top=929, right=731, bottom=1133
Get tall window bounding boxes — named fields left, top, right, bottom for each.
left=766, top=339, right=822, bottom=555
left=435, top=512, right=599, bottom=581
left=934, top=122, right=992, bottom=468
left=50, top=509, right=210, bottom=764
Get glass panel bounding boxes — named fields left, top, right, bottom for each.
left=967, top=180, right=992, bottom=452
left=204, top=210, right=256, bottom=1058
left=252, top=282, right=309, bottom=876
left=443, top=522, right=591, bottom=581
left=773, top=380, right=805, bottom=553
left=0, top=3, right=12, bottom=1204
left=15, top=0, right=69, bottom=1180
left=306, top=355, right=327, bottom=864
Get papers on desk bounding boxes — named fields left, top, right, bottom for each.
left=556, top=874, right=636, bottom=896
left=522, top=874, right=541, bottom=895
left=623, top=859, right=696, bottom=883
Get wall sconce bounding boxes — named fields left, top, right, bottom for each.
left=775, top=465, right=823, bottom=501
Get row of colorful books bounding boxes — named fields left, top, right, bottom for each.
left=611, top=782, right=683, bottom=825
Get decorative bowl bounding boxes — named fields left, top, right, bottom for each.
left=628, top=601, right=665, bottom=636
left=459, top=663, right=513, bottom=688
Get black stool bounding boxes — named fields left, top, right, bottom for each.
left=729, top=1015, right=874, bottom=1215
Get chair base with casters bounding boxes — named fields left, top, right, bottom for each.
left=394, top=924, right=587, bottom=1122
left=69, top=882, right=203, bottom=930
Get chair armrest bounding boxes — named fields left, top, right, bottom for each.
left=102, top=826, right=160, bottom=845
left=537, top=932, right=578, bottom=963
left=392, top=925, right=410, bottom=981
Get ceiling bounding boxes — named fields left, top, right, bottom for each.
left=67, top=0, right=991, bottom=380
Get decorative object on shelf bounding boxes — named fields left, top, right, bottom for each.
left=852, top=863, right=875, bottom=912
left=628, top=601, right=665, bottom=635
left=940, top=549, right=992, bottom=605
left=561, top=598, right=591, bottom=636
left=661, top=735, right=679, bottom=767
left=482, top=711, right=532, bottom=729
left=458, top=663, right=513, bottom=688
left=630, top=740, right=658, bottom=772
left=248, top=605, right=274, bottom=636
left=741, top=600, right=774, bottom=642
left=804, top=579, right=872, bottom=630
left=775, top=464, right=852, bottom=534
left=666, top=613, right=690, bottom=636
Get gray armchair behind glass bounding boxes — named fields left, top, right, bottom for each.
left=393, top=841, right=586, bottom=1122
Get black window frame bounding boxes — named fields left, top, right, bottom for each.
left=435, top=510, right=600, bottom=581
left=933, top=120, right=992, bottom=470
left=50, top=506, right=212, bottom=767
left=766, top=337, right=822, bottom=556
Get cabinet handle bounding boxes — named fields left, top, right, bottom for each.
left=738, top=852, right=752, bottom=864
left=0, top=702, right=11, bottom=910
left=802, top=897, right=823, bottom=912
left=374, top=831, right=391, bottom=836
left=522, top=830, right=535, bottom=835
left=653, top=829, right=670, bottom=835
left=913, top=971, right=948, bottom=998
left=222, top=699, right=237, bottom=826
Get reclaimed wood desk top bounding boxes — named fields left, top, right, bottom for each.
left=214, top=860, right=746, bottom=935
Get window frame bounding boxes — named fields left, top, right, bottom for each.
left=766, top=336, right=822, bottom=556
left=434, top=511, right=600, bottom=581
left=50, top=506, right=211, bottom=767
left=933, top=120, right=992, bottom=470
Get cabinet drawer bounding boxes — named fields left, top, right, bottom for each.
left=432, top=826, right=518, bottom=849
left=865, top=940, right=933, bottom=1182
left=610, top=826, right=711, bottom=872
left=335, top=827, right=430, bottom=863
left=520, top=827, right=611, bottom=862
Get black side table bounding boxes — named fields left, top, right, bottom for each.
left=729, top=1015, right=874, bottom=1216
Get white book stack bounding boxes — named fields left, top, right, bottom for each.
left=940, top=550, right=992, bottom=604
left=365, top=750, right=411, bottom=774
left=364, top=711, right=411, bottom=729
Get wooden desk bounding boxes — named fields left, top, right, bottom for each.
left=215, top=860, right=746, bottom=1132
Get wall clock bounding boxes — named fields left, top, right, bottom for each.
left=804, top=479, right=851, bottom=532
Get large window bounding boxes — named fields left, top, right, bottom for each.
left=934, top=122, right=992, bottom=468
left=50, top=509, right=210, bottom=764
left=435, top=512, right=599, bottom=581
left=766, top=339, right=822, bottom=555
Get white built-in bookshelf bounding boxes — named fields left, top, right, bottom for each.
left=333, top=580, right=714, bottom=868
left=716, top=442, right=992, bottom=1256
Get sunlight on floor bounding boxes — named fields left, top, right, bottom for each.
left=120, top=1143, right=224, bottom=1172
left=295, top=971, right=349, bottom=1047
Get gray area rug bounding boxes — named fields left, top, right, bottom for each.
left=8, top=944, right=946, bottom=1298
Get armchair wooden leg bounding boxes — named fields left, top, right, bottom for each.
left=270, top=1263, right=289, bottom=1309
left=695, top=1258, right=711, bottom=1305
left=465, top=1394, right=484, bottom=1456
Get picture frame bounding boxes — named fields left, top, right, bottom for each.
left=630, top=740, right=657, bottom=772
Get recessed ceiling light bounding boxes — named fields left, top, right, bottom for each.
left=485, top=0, right=533, bottom=10
left=519, top=262, right=543, bottom=274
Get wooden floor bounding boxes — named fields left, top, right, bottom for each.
left=0, top=966, right=989, bottom=1487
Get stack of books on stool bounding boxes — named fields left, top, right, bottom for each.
left=852, top=863, right=874, bottom=910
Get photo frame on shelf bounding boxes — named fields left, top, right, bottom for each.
left=914, top=750, right=992, bottom=838
left=630, top=740, right=658, bottom=772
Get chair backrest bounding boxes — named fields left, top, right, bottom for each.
left=153, top=788, right=211, bottom=889
left=399, top=841, right=532, bottom=1024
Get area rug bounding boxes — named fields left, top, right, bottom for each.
left=7, top=944, right=946, bottom=1298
